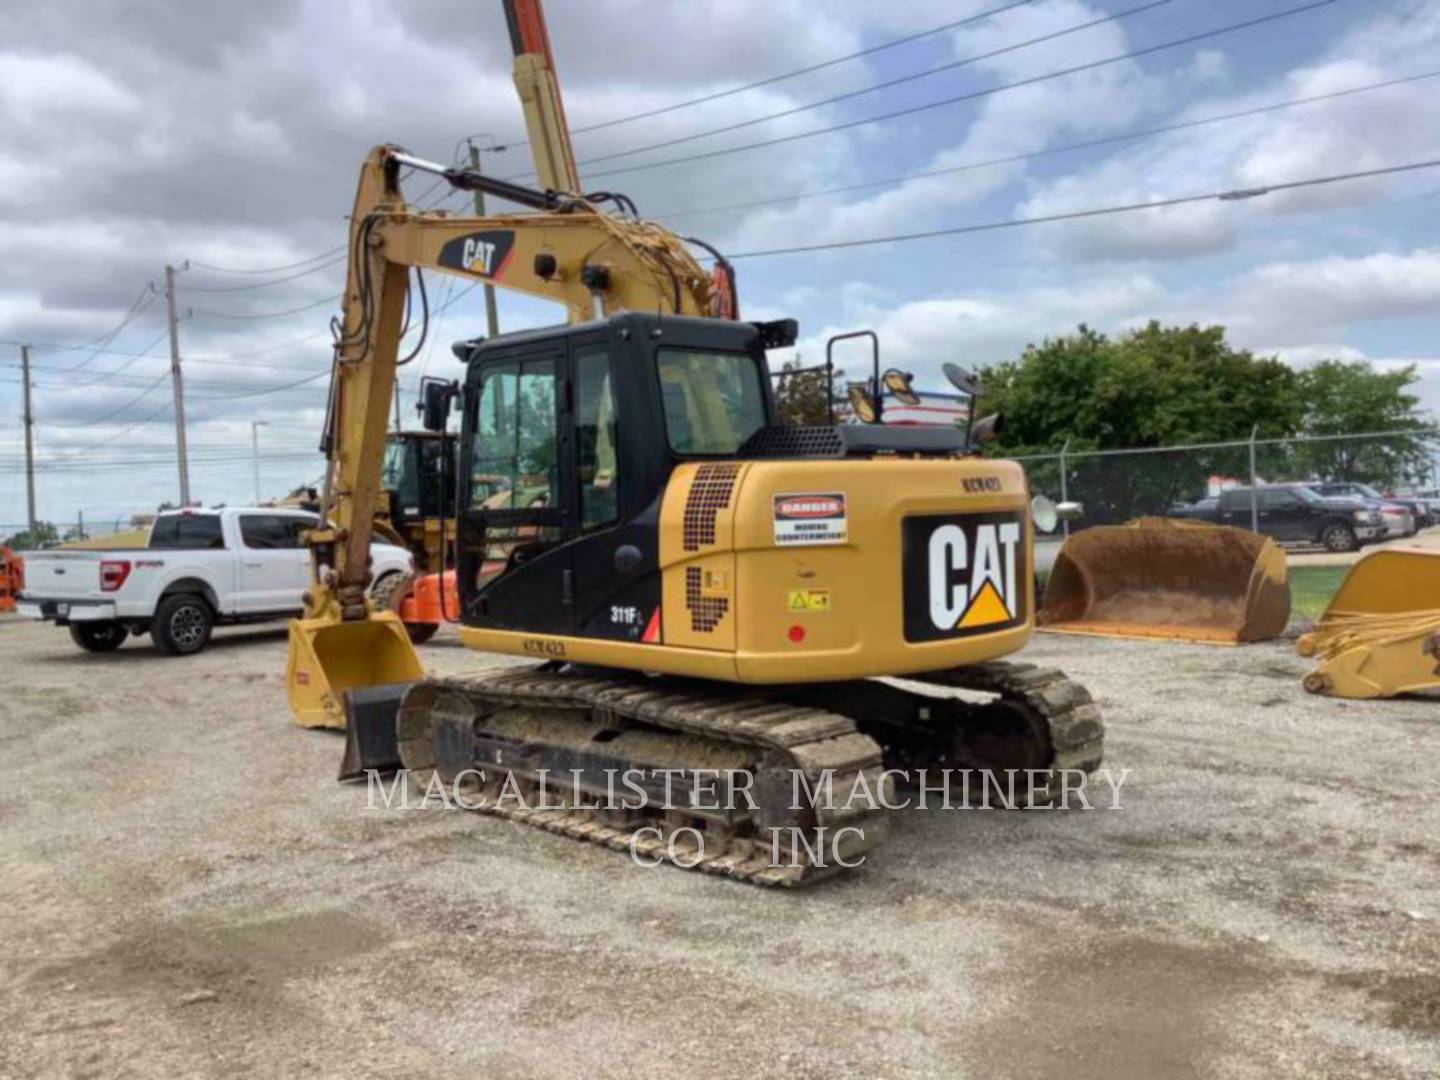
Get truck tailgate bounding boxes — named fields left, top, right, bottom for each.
left=22, top=552, right=102, bottom=597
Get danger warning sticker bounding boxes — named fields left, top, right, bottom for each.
left=773, top=492, right=847, bottom=546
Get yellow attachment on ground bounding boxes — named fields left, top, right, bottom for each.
left=286, top=611, right=425, bottom=729
left=1297, top=547, right=1440, bottom=699
left=1039, top=518, right=1291, bottom=645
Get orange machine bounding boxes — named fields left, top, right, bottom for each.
left=0, top=547, right=23, bottom=613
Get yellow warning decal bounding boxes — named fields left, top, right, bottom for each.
left=786, top=589, right=832, bottom=613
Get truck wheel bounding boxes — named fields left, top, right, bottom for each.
left=1320, top=523, right=1358, bottom=553
left=152, top=593, right=214, bottom=656
left=68, top=621, right=127, bottom=653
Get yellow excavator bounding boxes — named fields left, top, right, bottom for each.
left=285, top=0, right=1104, bottom=884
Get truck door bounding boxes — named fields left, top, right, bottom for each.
left=237, top=513, right=303, bottom=613
left=1260, top=489, right=1305, bottom=542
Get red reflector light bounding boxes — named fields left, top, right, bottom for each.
left=787, top=625, right=805, bottom=643
left=100, top=560, right=131, bottom=592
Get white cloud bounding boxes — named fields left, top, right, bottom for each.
left=0, top=53, right=139, bottom=123
left=715, top=1, right=1160, bottom=252
left=1014, top=5, right=1440, bottom=263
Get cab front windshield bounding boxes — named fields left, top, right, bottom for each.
left=657, top=348, right=767, bottom=455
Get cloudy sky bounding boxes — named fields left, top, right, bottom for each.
left=3, top=0, right=1439, bottom=529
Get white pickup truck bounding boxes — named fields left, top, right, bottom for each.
left=17, top=507, right=412, bottom=656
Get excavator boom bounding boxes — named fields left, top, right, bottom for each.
left=287, top=146, right=720, bottom=729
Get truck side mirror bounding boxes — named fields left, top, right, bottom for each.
left=418, top=377, right=458, bottom=433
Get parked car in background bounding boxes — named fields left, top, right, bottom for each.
left=1309, top=482, right=1426, bottom=535
left=1168, top=495, right=1218, bottom=521
left=1175, top=484, right=1385, bottom=552
left=16, top=507, right=413, bottom=655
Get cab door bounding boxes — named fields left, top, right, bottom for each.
left=459, top=346, right=575, bottom=634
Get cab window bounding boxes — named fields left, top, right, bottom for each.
left=657, top=348, right=766, bottom=455
left=575, top=344, right=618, bottom=529
left=381, top=439, right=420, bottom=510
left=472, top=359, right=558, bottom=512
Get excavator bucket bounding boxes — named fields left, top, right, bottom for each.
left=1039, top=519, right=1291, bottom=644
left=286, top=611, right=425, bottom=731
left=1297, top=547, right=1440, bottom=699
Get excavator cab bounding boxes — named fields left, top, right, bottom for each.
left=448, top=312, right=784, bottom=644
left=377, top=430, right=458, bottom=576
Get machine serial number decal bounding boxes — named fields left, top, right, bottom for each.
left=772, top=492, right=847, bottom=547
left=522, top=638, right=567, bottom=657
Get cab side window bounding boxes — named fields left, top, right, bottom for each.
left=575, top=345, right=618, bottom=530
left=472, top=359, right=558, bottom=512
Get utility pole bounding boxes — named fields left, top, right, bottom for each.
left=19, top=344, right=36, bottom=531
left=163, top=264, right=192, bottom=506
left=251, top=421, right=269, bottom=504
left=468, top=140, right=501, bottom=339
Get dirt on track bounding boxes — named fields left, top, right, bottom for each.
left=0, top=615, right=1436, bottom=1079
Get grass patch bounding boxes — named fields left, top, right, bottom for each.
left=1289, top=565, right=1349, bottom=620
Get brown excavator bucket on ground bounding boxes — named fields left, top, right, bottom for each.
left=1297, top=547, right=1440, bottom=699
left=1039, top=518, right=1291, bottom=645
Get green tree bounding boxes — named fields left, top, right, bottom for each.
left=986, top=322, right=1303, bottom=454
left=773, top=359, right=843, bottom=426
left=5, top=522, right=59, bottom=550
left=983, top=323, right=1305, bottom=523
left=1289, top=360, right=1432, bottom=487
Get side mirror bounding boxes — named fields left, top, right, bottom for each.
left=1056, top=500, right=1084, bottom=522
left=846, top=383, right=878, bottom=424
left=418, top=377, right=458, bottom=433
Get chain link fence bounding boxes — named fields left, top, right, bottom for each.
left=1019, top=428, right=1440, bottom=553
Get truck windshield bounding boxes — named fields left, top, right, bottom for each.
left=657, top=348, right=766, bottom=454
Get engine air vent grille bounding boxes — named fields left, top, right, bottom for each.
left=685, top=566, right=729, bottom=634
left=682, top=463, right=740, bottom=552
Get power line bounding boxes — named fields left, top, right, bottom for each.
left=175, top=254, right=346, bottom=294
left=63, top=285, right=160, bottom=371
left=1, top=327, right=335, bottom=369
left=721, top=157, right=1440, bottom=260
left=189, top=369, right=332, bottom=401
left=538, top=0, right=1042, bottom=143
left=21, top=283, right=158, bottom=358
left=652, top=69, right=1440, bottom=222
left=188, top=246, right=347, bottom=275
left=191, top=293, right=341, bottom=321
left=568, top=0, right=1342, bottom=183
left=65, top=326, right=172, bottom=390
left=547, top=0, right=1171, bottom=175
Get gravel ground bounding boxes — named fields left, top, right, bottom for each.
left=1, top=614, right=1436, bottom=1079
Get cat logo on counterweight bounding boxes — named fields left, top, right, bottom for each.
left=901, top=512, right=1027, bottom=642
